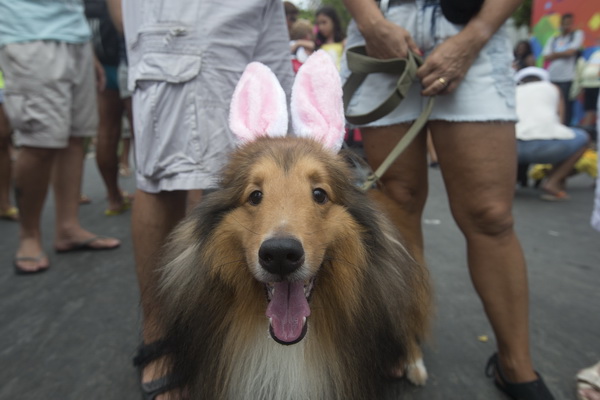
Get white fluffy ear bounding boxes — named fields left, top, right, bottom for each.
left=291, top=50, right=345, bottom=152
left=229, top=62, right=288, bottom=144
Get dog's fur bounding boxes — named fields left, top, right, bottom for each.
left=157, top=135, right=432, bottom=399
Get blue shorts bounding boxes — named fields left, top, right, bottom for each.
left=517, top=128, right=589, bottom=165
left=103, top=65, right=119, bottom=91
left=341, top=0, right=517, bottom=127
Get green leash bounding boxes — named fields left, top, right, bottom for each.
left=342, top=46, right=435, bottom=192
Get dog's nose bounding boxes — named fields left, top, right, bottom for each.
left=259, top=237, right=305, bottom=276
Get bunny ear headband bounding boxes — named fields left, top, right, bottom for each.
left=229, top=50, right=346, bottom=152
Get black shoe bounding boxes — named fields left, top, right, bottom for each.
left=485, top=353, right=555, bottom=400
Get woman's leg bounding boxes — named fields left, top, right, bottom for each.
left=95, top=89, right=127, bottom=211
left=430, top=120, right=537, bottom=383
left=361, top=124, right=429, bottom=266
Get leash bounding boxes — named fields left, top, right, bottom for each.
left=342, top=46, right=435, bottom=192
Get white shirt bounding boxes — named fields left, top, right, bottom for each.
left=515, top=81, right=575, bottom=140
left=542, top=30, right=585, bottom=82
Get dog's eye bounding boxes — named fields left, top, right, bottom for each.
left=312, top=188, right=328, bottom=204
left=249, top=190, right=263, bottom=205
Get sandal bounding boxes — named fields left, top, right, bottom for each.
left=486, top=353, right=555, bottom=400
left=577, top=361, right=600, bottom=400
left=104, top=197, right=132, bottom=216
left=133, top=340, right=180, bottom=400
left=0, top=206, right=19, bottom=221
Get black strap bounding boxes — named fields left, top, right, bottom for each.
left=132, top=339, right=170, bottom=368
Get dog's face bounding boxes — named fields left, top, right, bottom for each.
left=217, top=51, right=353, bottom=345
left=216, top=137, right=360, bottom=345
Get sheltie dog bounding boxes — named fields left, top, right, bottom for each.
left=156, top=51, right=432, bottom=399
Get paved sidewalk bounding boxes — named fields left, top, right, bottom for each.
left=0, top=157, right=598, bottom=400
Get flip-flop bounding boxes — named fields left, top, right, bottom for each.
left=55, top=236, right=121, bottom=253
left=577, top=362, right=600, bottom=400
left=0, top=206, right=19, bottom=221
left=79, top=194, right=92, bottom=205
left=104, top=197, right=132, bottom=216
left=14, top=254, right=49, bottom=275
left=540, top=190, right=570, bottom=202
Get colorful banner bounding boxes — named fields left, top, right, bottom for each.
left=531, top=0, right=600, bottom=59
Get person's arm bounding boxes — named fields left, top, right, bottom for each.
left=291, top=39, right=315, bottom=54
left=107, top=0, right=123, bottom=35
left=554, top=84, right=565, bottom=124
left=418, top=0, right=524, bottom=95
left=544, top=30, right=584, bottom=62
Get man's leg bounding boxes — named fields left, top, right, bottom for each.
left=52, top=137, right=120, bottom=250
left=13, top=146, right=55, bottom=271
left=132, top=188, right=187, bottom=393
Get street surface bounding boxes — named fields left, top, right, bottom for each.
left=1, top=155, right=598, bottom=400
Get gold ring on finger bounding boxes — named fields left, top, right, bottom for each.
left=437, top=77, right=447, bottom=86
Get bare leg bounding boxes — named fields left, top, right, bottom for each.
left=431, top=121, right=537, bottom=383
left=542, top=145, right=589, bottom=195
left=361, top=124, right=429, bottom=267
left=0, top=104, right=15, bottom=214
left=186, top=189, right=203, bottom=213
left=13, top=146, right=55, bottom=271
left=132, top=189, right=187, bottom=397
left=119, top=98, right=134, bottom=177
left=53, top=137, right=120, bottom=250
left=426, top=130, right=438, bottom=166
left=95, top=89, right=127, bottom=211
left=119, top=137, right=132, bottom=175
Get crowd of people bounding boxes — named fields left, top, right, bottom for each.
left=0, top=1, right=598, bottom=399
left=512, top=13, right=598, bottom=200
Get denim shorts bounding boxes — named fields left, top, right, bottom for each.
left=517, top=127, right=589, bottom=165
left=340, top=0, right=517, bottom=127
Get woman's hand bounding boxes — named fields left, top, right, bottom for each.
left=417, top=34, right=479, bottom=96
left=361, top=19, right=421, bottom=60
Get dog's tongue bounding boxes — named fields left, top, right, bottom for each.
left=266, top=281, right=310, bottom=343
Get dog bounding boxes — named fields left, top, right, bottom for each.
left=156, top=50, right=432, bottom=400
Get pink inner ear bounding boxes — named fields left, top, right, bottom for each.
left=291, top=50, right=345, bottom=152
left=229, top=62, right=288, bottom=143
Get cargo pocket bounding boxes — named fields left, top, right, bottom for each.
left=130, top=27, right=204, bottom=180
left=3, top=92, right=40, bottom=133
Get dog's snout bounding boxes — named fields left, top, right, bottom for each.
left=259, top=237, right=305, bottom=276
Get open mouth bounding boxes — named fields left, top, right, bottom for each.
left=265, top=278, right=315, bottom=345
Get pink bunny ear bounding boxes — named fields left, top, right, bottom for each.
left=290, top=50, right=345, bottom=152
left=229, top=62, right=288, bottom=143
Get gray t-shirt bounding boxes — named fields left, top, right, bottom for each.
left=542, top=30, right=585, bottom=82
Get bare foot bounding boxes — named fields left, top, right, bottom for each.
left=54, top=230, right=120, bottom=252
left=15, top=237, right=49, bottom=273
left=141, top=358, right=184, bottom=400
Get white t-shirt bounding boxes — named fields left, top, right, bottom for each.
left=515, top=81, right=575, bottom=140
left=542, top=30, right=585, bottom=82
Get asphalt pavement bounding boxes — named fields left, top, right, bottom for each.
left=1, top=153, right=598, bottom=400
